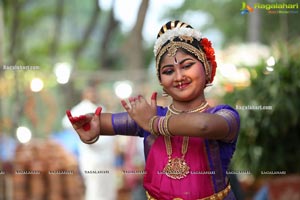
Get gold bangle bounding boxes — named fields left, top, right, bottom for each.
left=163, top=114, right=172, bottom=136
left=158, top=117, right=166, bottom=136
left=82, top=135, right=99, bottom=144
left=149, top=116, right=159, bottom=135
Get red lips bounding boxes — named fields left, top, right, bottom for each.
left=176, top=82, right=190, bottom=89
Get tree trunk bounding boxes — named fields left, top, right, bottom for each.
left=247, top=0, right=261, bottom=42
left=0, top=4, right=3, bottom=123
left=0, top=5, right=3, bottom=68
left=50, top=0, right=65, bottom=64
left=121, top=0, right=149, bottom=78
left=99, top=0, right=119, bottom=69
left=73, top=0, right=101, bottom=69
left=6, top=0, right=24, bottom=134
left=279, top=13, right=288, bottom=66
left=8, top=0, right=22, bottom=65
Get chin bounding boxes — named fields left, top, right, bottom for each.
left=173, top=94, right=195, bottom=102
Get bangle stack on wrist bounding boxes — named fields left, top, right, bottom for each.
left=82, top=135, right=100, bottom=144
left=149, top=115, right=173, bottom=136
left=149, top=116, right=160, bottom=136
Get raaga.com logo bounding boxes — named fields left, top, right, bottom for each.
left=240, top=1, right=299, bottom=14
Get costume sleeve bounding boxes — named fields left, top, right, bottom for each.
left=214, top=106, right=240, bottom=143
left=111, top=112, right=144, bottom=137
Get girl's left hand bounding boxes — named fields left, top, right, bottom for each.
left=121, top=92, right=157, bottom=131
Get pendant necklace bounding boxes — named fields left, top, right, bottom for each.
left=163, top=102, right=209, bottom=179
left=163, top=133, right=190, bottom=179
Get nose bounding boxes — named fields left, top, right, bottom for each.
left=174, top=69, right=184, bottom=82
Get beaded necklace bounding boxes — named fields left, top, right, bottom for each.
left=168, top=101, right=209, bottom=115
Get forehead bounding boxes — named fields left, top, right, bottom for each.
left=160, top=49, right=195, bottom=65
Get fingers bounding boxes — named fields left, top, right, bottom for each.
left=66, top=110, right=76, bottom=123
left=121, top=99, right=130, bottom=111
left=66, top=111, right=87, bottom=124
left=92, top=106, right=102, bottom=123
left=121, top=93, right=156, bottom=113
left=151, top=92, right=157, bottom=109
left=129, top=97, right=136, bottom=108
left=66, top=110, right=93, bottom=131
left=83, top=106, right=101, bottom=131
left=95, top=107, right=102, bottom=116
left=121, top=96, right=143, bottom=111
left=66, top=110, right=72, bottom=118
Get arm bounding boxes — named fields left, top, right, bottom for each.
left=99, top=113, right=115, bottom=135
left=167, top=113, right=228, bottom=139
left=162, top=110, right=238, bottom=141
left=121, top=93, right=239, bottom=142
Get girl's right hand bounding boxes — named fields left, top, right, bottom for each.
left=66, top=107, right=102, bottom=143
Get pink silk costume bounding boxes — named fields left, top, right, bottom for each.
left=112, top=105, right=240, bottom=200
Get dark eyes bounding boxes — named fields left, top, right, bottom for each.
left=161, top=62, right=195, bottom=75
left=162, top=68, right=174, bottom=75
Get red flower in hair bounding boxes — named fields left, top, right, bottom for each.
left=200, top=38, right=217, bottom=83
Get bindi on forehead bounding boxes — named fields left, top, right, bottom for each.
left=161, top=50, right=194, bottom=66
left=174, top=56, right=178, bottom=64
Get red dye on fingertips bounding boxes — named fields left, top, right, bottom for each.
left=83, top=123, right=91, bottom=131
left=121, top=100, right=127, bottom=107
left=129, top=97, right=134, bottom=102
left=69, top=117, right=75, bottom=123
left=151, top=92, right=157, bottom=100
left=73, top=116, right=79, bottom=122
left=95, top=107, right=102, bottom=116
left=79, top=115, right=86, bottom=120
left=66, top=110, right=72, bottom=117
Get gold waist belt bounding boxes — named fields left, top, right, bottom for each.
left=146, top=184, right=231, bottom=200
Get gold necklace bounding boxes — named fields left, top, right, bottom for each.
left=163, top=103, right=209, bottom=179
left=168, top=101, right=209, bottom=115
left=163, top=133, right=190, bottom=179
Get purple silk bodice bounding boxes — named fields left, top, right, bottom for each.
left=112, top=105, right=240, bottom=200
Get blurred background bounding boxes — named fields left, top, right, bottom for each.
left=0, top=0, right=300, bottom=199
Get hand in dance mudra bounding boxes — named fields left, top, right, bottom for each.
left=66, top=107, right=102, bottom=144
left=121, top=92, right=157, bottom=132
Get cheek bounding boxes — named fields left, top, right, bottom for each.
left=160, top=76, right=172, bottom=87
left=192, top=64, right=206, bottom=86
left=200, top=67, right=207, bottom=83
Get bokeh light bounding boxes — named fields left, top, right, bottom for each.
left=30, top=78, right=44, bottom=92
left=114, top=81, right=133, bottom=99
left=54, top=62, right=72, bottom=84
left=16, top=126, right=32, bottom=143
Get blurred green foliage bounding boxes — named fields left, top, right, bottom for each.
left=224, top=39, right=300, bottom=176
left=168, top=0, right=300, bottom=46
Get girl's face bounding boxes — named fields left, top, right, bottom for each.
left=159, top=49, right=206, bottom=102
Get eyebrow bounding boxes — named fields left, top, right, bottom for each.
left=161, top=58, right=194, bottom=70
